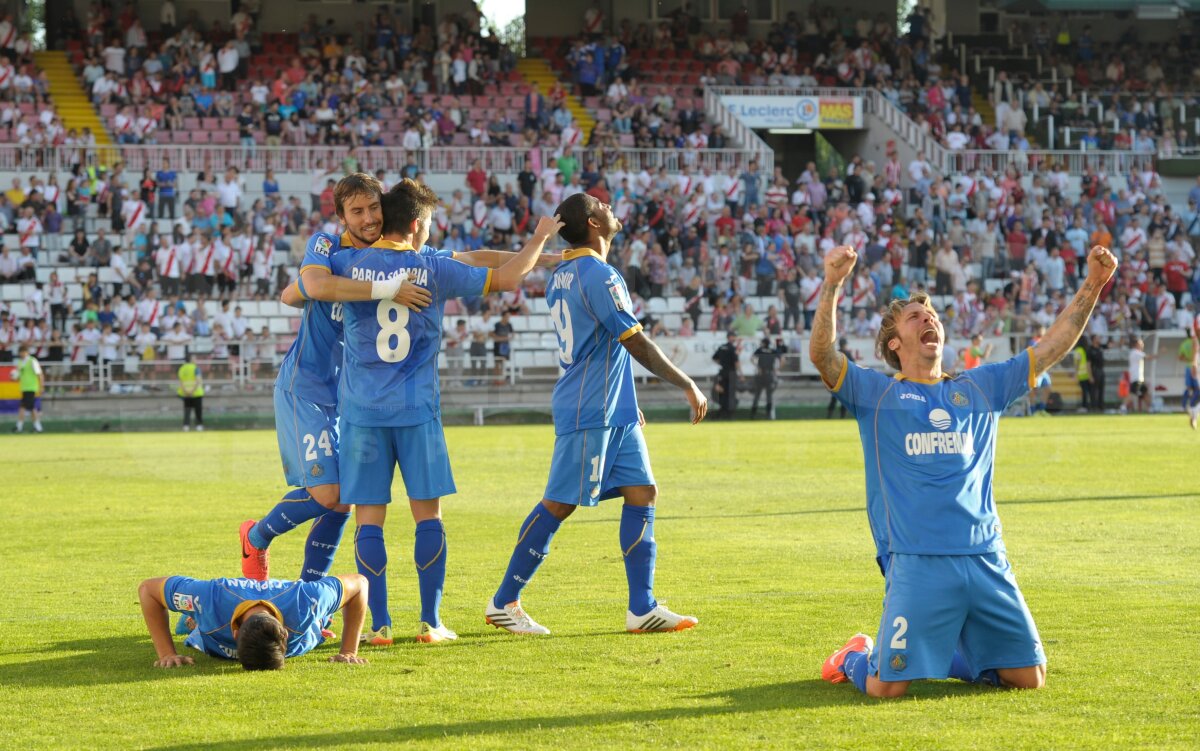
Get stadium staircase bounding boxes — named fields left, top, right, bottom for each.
left=33, top=50, right=113, bottom=149
left=515, top=57, right=596, bottom=140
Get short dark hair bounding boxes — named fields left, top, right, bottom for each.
left=382, top=179, right=439, bottom=235
left=333, top=173, right=383, bottom=219
left=555, top=193, right=596, bottom=246
left=236, top=613, right=287, bottom=671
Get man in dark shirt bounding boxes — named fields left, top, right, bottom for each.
left=492, top=311, right=514, bottom=381
left=263, top=102, right=284, bottom=147
left=750, top=337, right=786, bottom=420
left=156, top=160, right=177, bottom=219
left=1086, top=335, right=1107, bottom=412
left=712, top=331, right=740, bottom=419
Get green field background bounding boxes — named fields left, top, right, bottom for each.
left=1, top=417, right=1197, bottom=749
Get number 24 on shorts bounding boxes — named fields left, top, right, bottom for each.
left=304, top=431, right=333, bottom=461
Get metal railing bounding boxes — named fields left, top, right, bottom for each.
left=0, top=143, right=765, bottom=176
left=702, top=86, right=777, bottom=175
left=940, top=149, right=1157, bottom=176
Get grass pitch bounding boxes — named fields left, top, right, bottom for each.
left=1, top=416, right=1197, bottom=749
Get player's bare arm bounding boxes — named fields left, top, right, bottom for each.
left=1032, top=246, right=1118, bottom=377
left=137, top=577, right=195, bottom=669
left=330, top=574, right=369, bottom=665
left=809, top=246, right=855, bottom=386
left=453, top=249, right=563, bottom=270
left=299, top=267, right=432, bottom=312
left=621, top=331, right=708, bottom=424
left=488, top=216, right=564, bottom=292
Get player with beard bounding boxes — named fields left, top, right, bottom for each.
left=484, top=193, right=709, bottom=636
left=811, top=243, right=1117, bottom=697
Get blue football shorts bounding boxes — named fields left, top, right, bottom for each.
left=869, top=552, right=1046, bottom=682
left=338, top=417, right=455, bottom=503
left=1184, top=369, right=1199, bottom=407
left=544, top=423, right=655, bottom=506
left=274, top=387, right=340, bottom=488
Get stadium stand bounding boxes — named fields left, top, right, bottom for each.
left=0, top=1, right=1196, bottom=413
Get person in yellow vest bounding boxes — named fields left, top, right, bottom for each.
left=1073, top=338, right=1092, bottom=412
left=177, top=352, right=204, bottom=432
left=11, top=344, right=43, bottom=433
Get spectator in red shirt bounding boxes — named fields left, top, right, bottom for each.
left=466, top=160, right=487, bottom=199
left=1164, top=251, right=1190, bottom=305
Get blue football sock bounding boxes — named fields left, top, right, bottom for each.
left=301, top=510, right=350, bottom=581
left=620, top=504, right=658, bottom=616
left=843, top=649, right=871, bottom=694
left=354, top=525, right=390, bottom=630
left=249, top=488, right=327, bottom=550
left=493, top=504, right=562, bottom=608
left=414, top=519, right=447, bottom=627
left=949, top=650, right=1002, bottom=685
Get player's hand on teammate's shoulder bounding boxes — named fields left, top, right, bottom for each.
left=154, top=654, right=195, bottom=669
left=823, top=245, right=857, bottom=285
left=638, top=408, right=646, bottom=426
left=393, top=282, right=433, bottom=312
left=329, top=652, right=368, bottom=665
left=1086, top=245, right=1118, bottom=282
left=534, top=214, right=565, bottom=240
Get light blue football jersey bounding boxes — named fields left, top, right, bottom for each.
left=275, top=231, right=348, bottom=406
left=330, top=239, right=491, bottom=427
left=547, top=248, right=643, bottom=435
left=829, top=348, right=1037, bottom=558
left=163, top=576, right=343, bottom=660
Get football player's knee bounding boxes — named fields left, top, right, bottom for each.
left=308, top=485, right=340, bottom=509
left=540, top=499, right=576, bottom=521
left=865, top=679, right=909, bottom=699
left=1003, top=666, right=1046, bottom=690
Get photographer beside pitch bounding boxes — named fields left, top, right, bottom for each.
left=812, top=242, right=1118, bottom=698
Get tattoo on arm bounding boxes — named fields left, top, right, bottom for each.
left=1034, top=280, right=1102, bottom=374
left=622, top=333, right=694, bottom=391
left=808, top=283, right=846, bottom=385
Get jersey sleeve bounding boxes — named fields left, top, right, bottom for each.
left=581, top=265, right=643, bottom=341
left=432, top=256, right=492, bottom=299
left=162, top=576, right=212, bottom=614
left=299, top=233, right=337, bottom=275
left=300, top=577, right=345, bottom=620
left=962, top=347, right=1036, bottom=411
left=420, top=244, right=456, bottom=259
left=826, top=358, right=893, bottom=418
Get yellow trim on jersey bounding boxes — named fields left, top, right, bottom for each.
left=893, top=372, right=953, bottom=385
left=562, top=247, right=603, bottom=262
left=159, top=578, right=168, bottom=608
left=339, top=231, right=360, bottom=249
left=334, top=576, right=347, bottom=611
left=299, top=264, right=330, bottom=276
left=230, top=599, right=285, bottom=633
left=482, top=268, right=494, bottom=295
left=618, top=323, right=643, bottom=342
left=370, top=239, right=416, bottom=252
left=1026, top=346, right=1038, bottom=389
left=824, top=354, right=849, bottom=392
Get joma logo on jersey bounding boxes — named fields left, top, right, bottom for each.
left=899, top=392, right=926, bottom=403
left=349, top=267, right=429, bottom=286
left=552, top=271, right=575, bottom=291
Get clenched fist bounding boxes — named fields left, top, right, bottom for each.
left=823, top=245, right=858, bottom=287
left=1085, top=245, right=1118, bottom=284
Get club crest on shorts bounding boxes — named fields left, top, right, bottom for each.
left=951, top=391, right=969, bottom=407
left=890, top=653, right=907, bottom=671
left=311, top=464, right=324, bottom=477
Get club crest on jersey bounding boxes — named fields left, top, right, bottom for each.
left=172, top=593, right=196, bottom=612
left=890, top=653, right=907, bottom=671
left=313, top=236, right=333, bottom=257
left=951, top=391, right=969, bottom=407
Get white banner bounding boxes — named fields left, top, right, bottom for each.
left=720, top=95, right=864, bottom=130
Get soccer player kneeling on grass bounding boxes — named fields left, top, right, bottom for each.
left=137, top=573, right=369, bottom=669
left=810, top=243, right=1118, bottom=698
left=485, top=193, right=708, bottom=636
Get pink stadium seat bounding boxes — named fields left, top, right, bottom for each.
left=219, top=117, right=237, bottom=131
left=201, top=117, right=220, bottom=131
left=190, top=131, right=211, bottom=144
left=183, top=117, right=200, bottom=131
